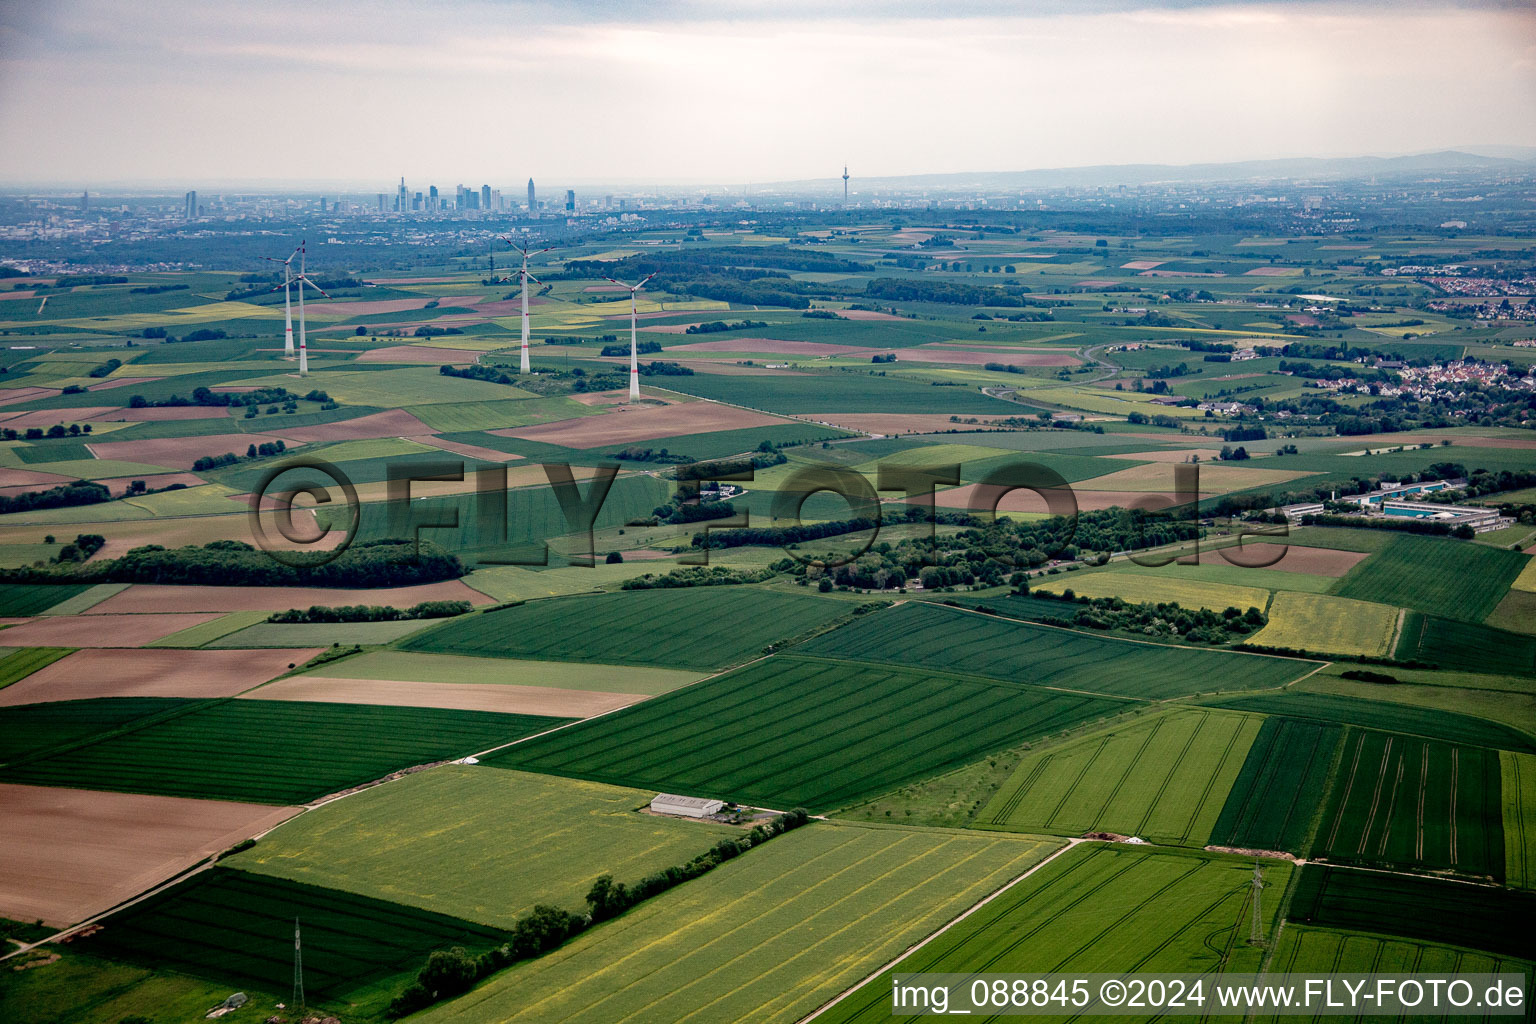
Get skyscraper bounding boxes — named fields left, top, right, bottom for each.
left=397, top=176, right=408, bottom=214
left=428, top=185, right=439, bottom=212
left=565, top=189, right=575, bottom=213
left=481, top=184, right=491, bottom=210
left=184, top=190, right=196, bottom=219
left=80, top=191, right=88, bottom=212
left=527, top=178, right=536, bottom=218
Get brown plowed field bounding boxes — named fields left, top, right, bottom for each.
left=0, top=784, right=299, bottom=927
left=497, top=401, right=789, bottom=448
left=356, top=345, right=483, bottom=364
left=805, top=413, right=1018, bottom=435
left=97, top=405, right=232, bottom=421
left=277, top=408, right=435, bottom=442
left=1202, top=542, right=1368, bottom=576
left=0, top=467, right=74, bottom=489
left=244, top=677, right=646, bottom=717
left=404, top=435, right=526, bottom=462
left=931, top=483, right=1215, bottom=514
left=0, top=613, right=220, bottom=647
left=0, top=648, right=322, bottom=706
left=88, top=433, right=298, bottom=469
left=0, top=407, right=117, bottom=426
left=86, top=579, right=495, bottom=614
left=95, top=472, right=206, bottom=494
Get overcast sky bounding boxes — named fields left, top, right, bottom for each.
left=0, top=0, right=1532, bottom=188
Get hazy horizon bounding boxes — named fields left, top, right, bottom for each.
left=1, top=0, right=1534, bottom=187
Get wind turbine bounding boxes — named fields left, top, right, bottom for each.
left=500, top=237, right=554, bottom=373
left=290, top=242, right=329, bottom=377
left=261, top=244, right=302, bottom=359
left=603, top=273, right=656, bottom=402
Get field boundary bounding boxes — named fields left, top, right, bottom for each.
left=798, top=837, right=1084, bottom=1023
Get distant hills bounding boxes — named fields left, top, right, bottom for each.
left=779, top=150, right=1536, bottom=192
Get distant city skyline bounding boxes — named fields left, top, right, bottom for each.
left=0, top=1, right=1533, bottom=185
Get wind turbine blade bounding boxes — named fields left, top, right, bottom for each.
left=525, top=273, right=542, bottom=286
left=637, top=273, right=656, bottom=288
left=602, top=276, right=627, bottom=288
left=534, top=247, right=555, bottom=255
left=300, top=277, right=330, bottom=298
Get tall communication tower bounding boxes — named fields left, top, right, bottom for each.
left=842, top=165, right=849, bottom=203
left=1247, top=862, right=1266, bottom=945
left=292, top=917, right=305, bottom=1011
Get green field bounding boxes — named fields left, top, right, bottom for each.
left=301, top=650, right=703, bottom=694
left=1314, top=730, right=1504, bottom=879
left=660, top=371, right=1026, bottom=414
left=1, top=699, right=567, bottom=804
left=145, top=610, right=269, bottom=648
left=1249, top=591, right=1399, bottom=657
left=77, top=867, right=503, bottom=1001
left=402, top=587, right=850, bottom=670
left=0, top=646, right=72, bottom=689
left=415, top=821, right=1060, bottom=1024
left=1260, top=924, right=1532, bottom=1023
left=816, top=844, right=1291, bottom=1024
left=1398, top=611, right=1536, bottom=675
left=1203, top=691, right=1536, bottom=752
left=1333, top=534, right=1529, bottom=623
left=1209, top=717, right=1342, bottom=855
left=0, top=696, right=184, bottom=763
left=798, top=602, right=1312, bottom=700
left=0, top=949, right=290, bottom=1024
left=975, top=709, right=1260, bottom=845
left=231, top=766, right=739, bottom=927
left=1502, top=752, right=1536, bottom=890
left=486, top=653, right=1130, bottom=811
left=1288, top=864, right=1536, bottom=961
left=207, top=618, right=441, bottom=647
left=0, top=583, right=93, bottom=616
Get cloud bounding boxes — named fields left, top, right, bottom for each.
left=0, top=0, right=1532, bottom=185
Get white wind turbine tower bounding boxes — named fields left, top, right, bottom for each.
left=291, top=242, right=329, bottom=377
left=500, top=237, right=554, bottom=373
left=261, top=244, right=302, bottom=359
left=603, top=273, right=656, bottom=402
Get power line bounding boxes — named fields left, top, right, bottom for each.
left=1248, top=861, right=1266, bottom=946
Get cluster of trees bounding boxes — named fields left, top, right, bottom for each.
left=440, top=363, right=521, bottom=386
left=1019, top=590, right=1267, bottom=644
left=267, top=600, right=472, bottom=623
left=600, top=339, right=662, bottom=356
left=129, top=385, right=319, bottom=410
left=612, top=446, right=692, bottom=464
left=0, top=538, right=465, bottom=588
left=87, top=358, right=122, bottom=378
left=52, top=533, right=106, bottom=563
left=864, top=277, right=1039, bottom=307
left=683, top=319, right=767, bottom=334
left=652, top=498, right=736, bottom=525
left=1125, top=411, right=1186, bottom=429
left=1217, top=445, right=1251, bottom=461
left=128, top=283, right=189, bottom=295
left=638, top=361, right=694, bottom=377
left=620, top=565, right=777, bottom=589
left=191, top=440, right=285, bottom=472
left=224, top=275, right=361, bottom=301
left=0, top=422, right=92, bottom=441
left=385, top=809, right=811, bottom=1019
left=0, top=480, right=110, bottom=516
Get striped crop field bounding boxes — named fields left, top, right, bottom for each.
left=484, top=654, right=1131, bottom=812
left=799, top=602, right=1313, bottom=700
left=1502, top=752, right=1536, bottom=890
left=1258, top=925, right=1532, bottom=1023
left=414, top=822, right=1061, bottom=1024
left=1, top=699, right=566, bottom=804
left=1250, top=591, right=1400, bottom=658
left=1288, top=864, right=1536, bottom=962
left=76, top=868, right=504, bottom=1000
left=816, top=844, right=1293, bottom=1024
left=975, top=709, right=1261, bottom=846
left=403, top=587, right=849, bottom=670
left=1209, top=716, right=1342, bottom=855
left=1312, top=730, right=1505, bottom=880
left=1333, top=534, right=1529, bottom=623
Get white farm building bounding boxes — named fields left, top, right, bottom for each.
left=650, top=793, right=724, bottom=818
